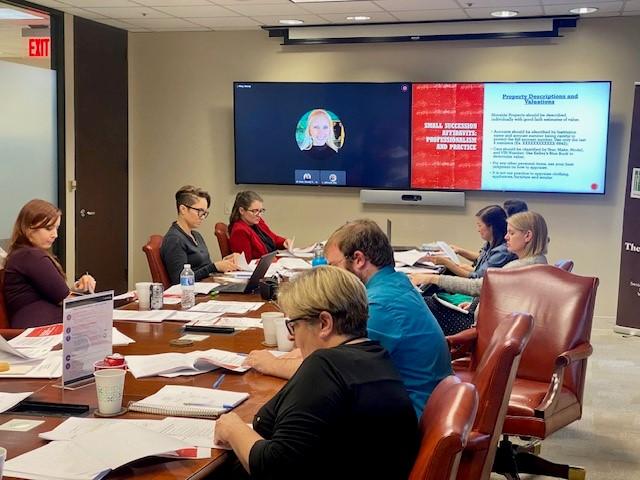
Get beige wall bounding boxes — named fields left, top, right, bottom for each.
left=129, top=16, right=640, bottom=320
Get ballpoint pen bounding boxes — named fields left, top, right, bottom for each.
left=212, top=373, right=226, bottom=389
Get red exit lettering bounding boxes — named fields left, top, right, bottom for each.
left=28, top=38, right=50, bottom=57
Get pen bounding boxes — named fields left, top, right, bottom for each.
left=183, top=402, right=234, bottom=409
left=212, top=374, right=226, bottom=389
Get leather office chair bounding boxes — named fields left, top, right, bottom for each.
left=214, top=222, right=231, bottom=258
left=451, top=265, right=598, bottom=480
left=554, top=259, right=574, bottom=272
left=450, top=312, right=534, bottom=480
left=409, top=376, right=478, bottom=480
left=0, top=269, right=9, bottom=329
left=142, top=235, right=171, bottom=289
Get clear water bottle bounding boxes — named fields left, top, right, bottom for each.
left=311, top=244, right=328, bottom=268
left=180, top=264, right=195, bottom=310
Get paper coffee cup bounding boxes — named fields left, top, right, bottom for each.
left=94, top=369, right=126, bottom=415
left=274, top=317, right=295, bottom=352
left=135, top=282, right=152, bottom=310
left=261, top=312, right=283, bottom=346
left=0, top=446, right=6, bottom=480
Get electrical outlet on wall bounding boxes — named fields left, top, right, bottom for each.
left=224, top=200, right=233, bottom=215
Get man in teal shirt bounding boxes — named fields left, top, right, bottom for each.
left=324, top=219, right=452, bottom=416
left=244, top=219, right=451, bottom=416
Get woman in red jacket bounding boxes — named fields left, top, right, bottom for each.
left=228, top=191, right=292, bottom=261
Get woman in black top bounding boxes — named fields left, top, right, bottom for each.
left=160, top=185, right=238, bottom=285
left=215, top=266, right=418, bottom=480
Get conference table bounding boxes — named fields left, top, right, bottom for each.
left=0, top=293, right=287, bottom=479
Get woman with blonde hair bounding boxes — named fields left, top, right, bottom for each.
left=411, top=211, right=549, bottom=335
left=3, top=199, right=96, bottom=328
left=300, top=109, right=339, bottom=160
left=215, top=266, right=417, bottom=479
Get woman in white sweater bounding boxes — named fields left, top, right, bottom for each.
left=411, top=211, right=549, bottom=334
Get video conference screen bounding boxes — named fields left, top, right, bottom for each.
left=234, top=81, right=611, bottom=194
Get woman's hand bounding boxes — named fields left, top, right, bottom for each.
left=74, top=274, right=96, bottom=293
left=423, top=255, right=453, bottom=268
left=458, top=302, right=472, bottom=311
left=215, top=254, right=240, bottom=272
left=243, top=350, right=277, bottom=373
left=283, top=238, right=294, bottom=250
left=409, top=273, right=440, bottom=286
left=214, top=412, right=246, bottom=447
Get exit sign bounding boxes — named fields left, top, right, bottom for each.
left=28, top=38, right=50, bottom=57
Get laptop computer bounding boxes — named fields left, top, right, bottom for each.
left=386, top=219, right=417, bottom=252
left=213, top=250, right=277, bottom=294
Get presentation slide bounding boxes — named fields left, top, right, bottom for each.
left=411, top=82, right=610, bottom=193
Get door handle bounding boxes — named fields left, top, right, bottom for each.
left=80, top=209, right=96, bottom=218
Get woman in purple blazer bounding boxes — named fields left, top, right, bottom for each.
left=3, top=199, right=96, bottom=328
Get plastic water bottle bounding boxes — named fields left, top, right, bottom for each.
left=180, top=264, right=195, bottom=310
left=311, top=244, right=328, bottom=268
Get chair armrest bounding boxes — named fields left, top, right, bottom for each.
left=535, top=342, right=593, bottom=419
left=464, top=431, right=491, bottom=451
left=0, top=329, right=25, bottom=340
left=555, top=342, right=593, bottom=368
left=446, top=328, right=478, bottom=360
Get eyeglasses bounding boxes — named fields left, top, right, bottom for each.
left=247, top=208, right=266, bottom=215
left=182, top=205, right=209, bottom=219
left=285, top=315, right=315, bottom=335
left=328, top=254, right=352, bottom=268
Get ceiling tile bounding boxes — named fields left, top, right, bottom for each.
left=93, top=17, right=137, bottom=28
left=153, top=5, right=238, bottom=16
left=61, top=0, right=139, bottom=7
left=224, top=3, right=311, bottom=15
left=457, top=0, right=544, bottom=6
left=374, top=0, right=460, bottom=11
left=299, top=1, right=383, bottom=14
left=188, top=15, right=260, bottom=27
left=132, top=0, right=212, bottom=6
left=543, top=1, right=623, bottom=14
left=214, top=0, right=292, bottom=5
left=392, top=9, right=470, bottom=21
left=465, top=6, right=544, bottom=18
left=85, top=6, right=170, bottom=18
left=318, top=11, right=398, bottom=22
left=121, top=16, right=200, bottom=26
left=251, top=13, right=329, bottom=25
left=56, top=6, right=108, bottom=17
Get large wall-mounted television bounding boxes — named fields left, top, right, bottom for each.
left=234, top=81, right=611, bottom=194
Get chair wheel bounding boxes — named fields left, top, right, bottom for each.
left=568, top=466, right=586, bottom=480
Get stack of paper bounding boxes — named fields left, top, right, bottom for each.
left=3, top=422, right=197, bottom=480
left=184, top=316, right=262, bottom=331
left=113, top=310, right=222, bottom=323
left=39, top=416, right=227, bottom=449
left=188, top=300, right=263, bottom=315
left=163, top=282, right=220, bottom=296
left=125, top=347, right=250, bottom=378
left=0, top=391, right=33, bottom=413
left=8, top=324, right=136, bottom=347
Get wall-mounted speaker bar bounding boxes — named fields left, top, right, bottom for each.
left=360, top=190, right=465, bottom=207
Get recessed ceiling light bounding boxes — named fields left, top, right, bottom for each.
left=346, top=16, right=371, bottom=21
left=279, top=19, right=304, bottom=25
left=491, top=10, right=518, bottom=18
left=0, top=8, right=44, bottom=20
left=569, top=7, right=598, bottom=15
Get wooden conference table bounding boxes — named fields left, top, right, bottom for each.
left=0, top=293, right=286, bottom=479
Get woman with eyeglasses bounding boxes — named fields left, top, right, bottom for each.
left=228, top=191, right=292, bottom=261
left=160, top=185, right=238, bottom=285
left=214, top=266, right=417, bottom=479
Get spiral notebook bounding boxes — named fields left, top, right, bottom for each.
left=128, top=385, right=249, bottom=418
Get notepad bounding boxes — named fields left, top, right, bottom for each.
left=128, top=385, right=249, bottom=418
left=125, top=347, right=250, bottom=378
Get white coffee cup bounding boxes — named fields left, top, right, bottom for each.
left=261, top=312, right=283, bottom=346
left=94, top=369, right=126, bottom=415
left=135, top=282, right=152, bottom=310
left=0, top=446, right=6, bottom=480
left=274, top=317, right=295, bottom=352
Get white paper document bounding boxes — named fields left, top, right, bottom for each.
left=436, top=241, right=460, bottom=264
left=188, top=300, right=264, bottom=315
left=125, top=347, right=250, bottom=378
left=164, top=282, right=220, bottom=296
left=0, top=391, right=32, bottom=413
left=275, top=257, right=312, bottom=270
left=8, top=324, right=63, bottom=350
left=0, top=350, right=63, bottom=378
left=112, top=310, right=174, bottom=322
left=4, top=422, right=194, bottom=480
left=111, top=328, right=135, bottom=346
left=0, top=335, right=50, bottom=364
left=394, top=249, right=430, bottom=266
